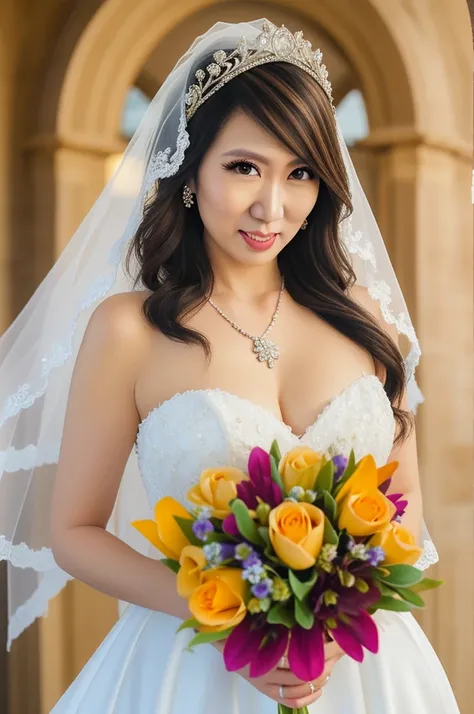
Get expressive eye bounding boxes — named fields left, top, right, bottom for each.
left=222, top=160, right=259, bottom=176
left=290, top=167, right=315, bottom=181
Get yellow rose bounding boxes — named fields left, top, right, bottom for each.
left=369, top=522, right=424, bottom=566
left=269, top=501, right=325, bottom=570
left=279, top=446, right=325, bottom=492
left=335, top=455, right=397, bottom=505
left=189, top=567, right=247, bottom=632
left=177, top=545, right=207, bottom=598
left=131, top=496, right=191, bottom=560
left=187, top=467, right=248, bottom=519
left=338, top=489, right=396, bottom=536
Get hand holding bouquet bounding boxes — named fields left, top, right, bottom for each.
left=132, top=442, right=442, bottom=714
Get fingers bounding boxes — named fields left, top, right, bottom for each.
left=274, top=677, right=329, bottom=708
left=324, top=639, right=345, bottom=660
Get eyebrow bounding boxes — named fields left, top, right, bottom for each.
left=221, top=149, right=304, bottom=167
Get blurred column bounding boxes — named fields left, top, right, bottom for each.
left=362, top=129, right=473, bottom=703
left=22, top=132, right=123, bottom=713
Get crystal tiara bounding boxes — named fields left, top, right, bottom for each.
left=185, top=21, right=335, bottom=121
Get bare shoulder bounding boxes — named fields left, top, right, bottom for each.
left=347, top=284, right=399, bottom=345
left=84, top=290, right=154, bottom=356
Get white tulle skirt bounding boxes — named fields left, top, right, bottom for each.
left=50, top=604, right=460, bottom=713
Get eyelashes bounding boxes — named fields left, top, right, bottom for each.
left=222, top=159, right=316, bottom=181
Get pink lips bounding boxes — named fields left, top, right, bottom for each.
left=239, top=230, right=278, bottom=252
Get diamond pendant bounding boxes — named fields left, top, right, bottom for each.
left=253, top=337, right=280, bottom=368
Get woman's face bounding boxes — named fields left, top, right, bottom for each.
left=188, top=110, right=320, bottom=266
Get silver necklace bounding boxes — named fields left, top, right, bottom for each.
left=208, top=277, right=285, bottom=368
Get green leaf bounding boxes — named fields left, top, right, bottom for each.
left=270, top=454, right=287, bottom=496
left=270, top=440, right=282, bottom=465
left=187, top=627, right=234, bottom=649
left=231, top=499, right=264, bottom=546
left=322, top=490, right=338, bottom=523
left=205, top=532, right=233, bottom=544
left=376, top=564, right=424, bottom=588
left=410, top=577, right=444, bottom=593
left=373, top=595, right=413, bottom=612
left=174, top=516, right=201, bottom=546
left=267, top=602, right=296, bottom=628
left=391, top=587, right=425, bottom=609
left=258, top=526, right=271, bottom=548
left=177, top=617, right=201, bottom=633
left=294, top=597, right=315, bottom=629
left=160, top=558, right=180, bottom=574
left=323, top=515, right=339, bottom=545
left=315, top=460, right=334, bottom=493
left=289, top=569, right=318, bottom=601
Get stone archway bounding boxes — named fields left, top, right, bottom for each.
left=7, top=0, right=471, bottom=711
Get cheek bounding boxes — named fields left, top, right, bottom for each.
left=199, top=172, right=247, bottom=217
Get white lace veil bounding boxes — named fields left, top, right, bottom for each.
left=0, top=18, right=438, bottom=651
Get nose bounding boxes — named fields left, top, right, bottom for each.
left=250, top=180, right=284, bottom=224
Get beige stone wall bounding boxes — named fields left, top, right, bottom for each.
left=1, top=1, right=472, bottom=712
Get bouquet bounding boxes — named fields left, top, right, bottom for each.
left=132, top=442, right=442, bottom=714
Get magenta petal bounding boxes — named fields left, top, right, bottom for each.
left=378, top=478, right=392, bottom=495
left=236, top=481, right=258, bottom=510
left=222, top=513, right=239, bottom=537
left=249, top=626, right=289, bottom=678
left=248, top=447, right=271, bottom=486
left=348, top=610, right=379, bottom=654
left=330, top=621, right=365, bottom=662
left=223, top=618, right=264, bottom=671
left=288, top=622, right=325, bottom=681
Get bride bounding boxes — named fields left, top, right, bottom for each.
left=0, top=18, right=460, bottom=713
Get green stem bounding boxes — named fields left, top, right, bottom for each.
left=277, top=705, right=309, bottom=714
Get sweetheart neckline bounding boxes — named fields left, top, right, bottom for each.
left=137, top=373, right=391, bottom=442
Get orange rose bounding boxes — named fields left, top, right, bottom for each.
left=369, top=522, right=424, bottom=566
left=188, top=568, right=247, bottom=632
left=279, top=446, right=325, bottom=492
left=177, top=545, right=207, bottom=598
left=187, top=467, right=248, bottom=519
left=269, top=501, right=325, bottom=570
left=338, top=489, right=396, bottom=536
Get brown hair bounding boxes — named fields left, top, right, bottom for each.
left=125, top=59, right=412, bottom=444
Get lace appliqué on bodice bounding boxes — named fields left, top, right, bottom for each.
left=135, top=375, right=392, bottom=504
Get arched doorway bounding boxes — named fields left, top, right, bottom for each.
left=3, top=1, right=471, bottom=712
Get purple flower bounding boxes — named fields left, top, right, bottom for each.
left=220, top=543, right=236, bottom=561
left=243, top=551, right=262, bottom=569
left=366, top=547, right=385, bottom=567
left=251, top=579, right=273, bottom=599
left=237, top=447, right=283, bottom=509
left=333, top=455, right=348, bottom=483
left=192, top=519, right=214, bottom=541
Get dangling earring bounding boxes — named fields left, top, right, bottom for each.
left=182, top=183, right=194, bottom=208
left=301, top=218, right=308, bottom=230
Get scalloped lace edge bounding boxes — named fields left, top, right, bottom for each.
left=8, top=567, right=73, bottom=651
left=0, top=536, right=57, bottom=571
left=414, top=538, right=439, bottom=571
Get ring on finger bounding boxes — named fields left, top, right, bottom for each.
left=279, top=685, right=285, bottom=700
left=308, top=681, right=316, bottom=695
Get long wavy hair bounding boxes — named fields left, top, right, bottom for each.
left=125, top=59, right=412, bottom=444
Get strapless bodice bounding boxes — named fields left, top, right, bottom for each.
left=135, top=374, right=395, bottom=508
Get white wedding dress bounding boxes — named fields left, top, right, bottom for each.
left=51, top=374, right=460, bottom=713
